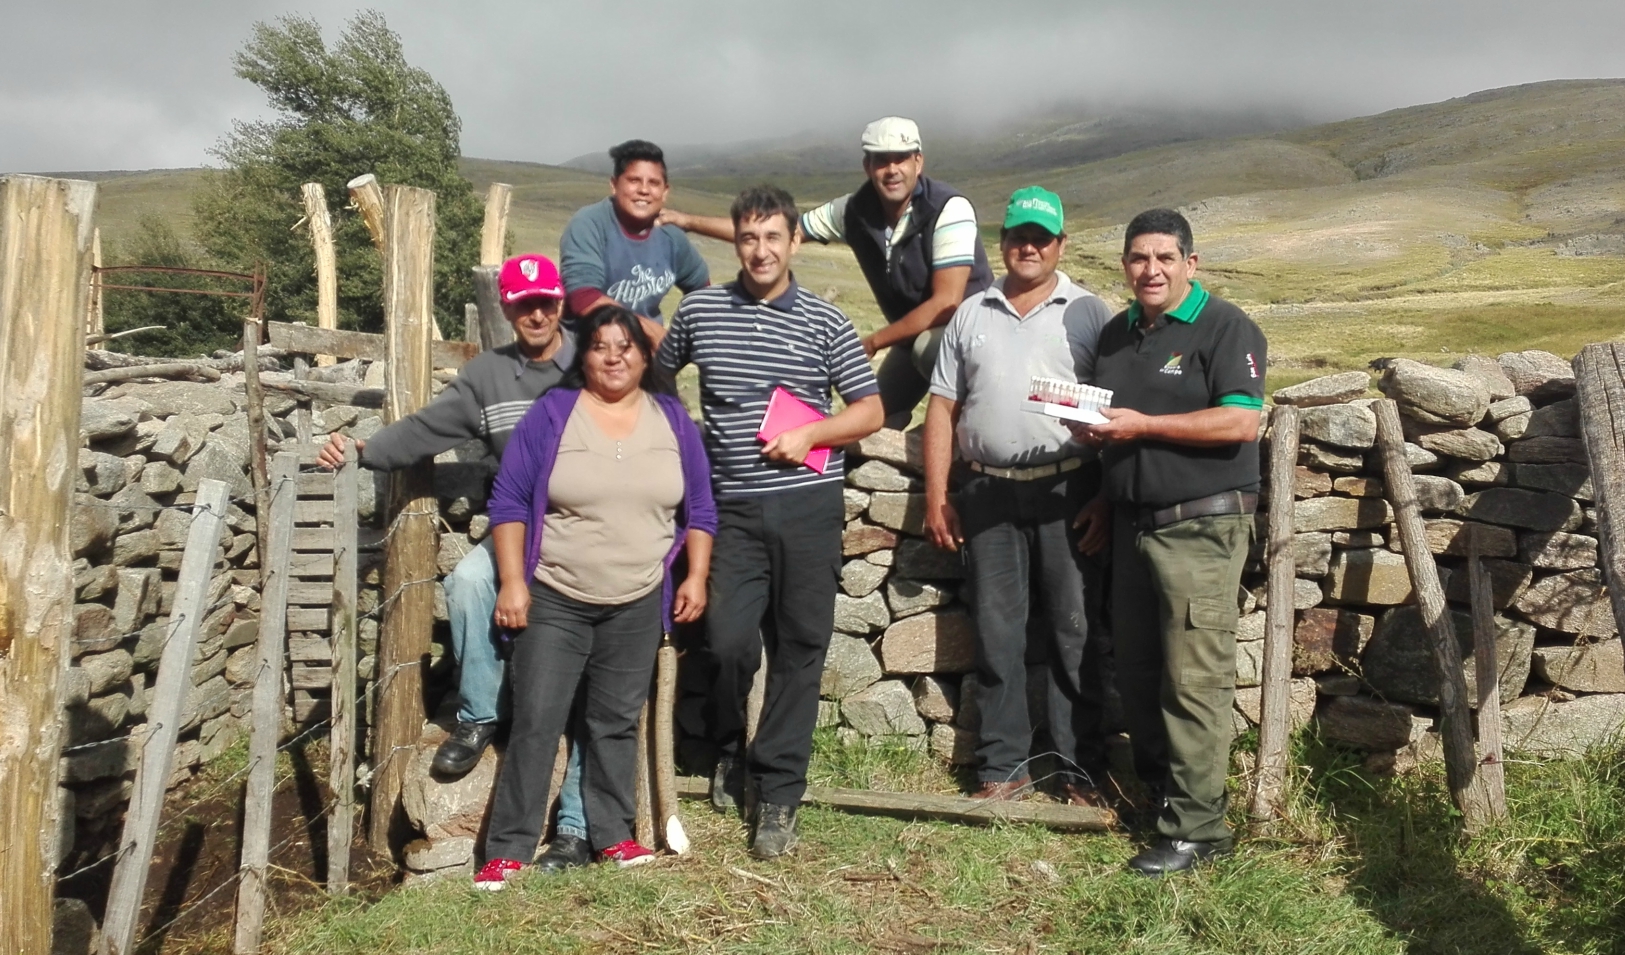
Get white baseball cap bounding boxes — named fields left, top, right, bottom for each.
left=861, top=116, right=922, bottom=154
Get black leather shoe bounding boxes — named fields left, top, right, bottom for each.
left=431, top=721, right=499, bottom=776
left=534, top=834, right=592, bottom=874
left=1127, top=837, right=1232, bottom=876
left=711, top=756, right=744, bottom=813
left=749, top=802, right=799, bottom=859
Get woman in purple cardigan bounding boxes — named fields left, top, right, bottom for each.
left=476, top=305, right=716, bottom=889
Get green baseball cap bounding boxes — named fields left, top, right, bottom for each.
left=1003, top=186, right=1065, bottom=236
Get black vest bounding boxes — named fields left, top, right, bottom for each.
left=842, top=175, right=993, bottom=323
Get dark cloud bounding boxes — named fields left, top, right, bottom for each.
left=4, top=0, right=1624, bottom=172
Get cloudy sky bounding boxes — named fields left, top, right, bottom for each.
left=5, top=0, right=1625, bottom=173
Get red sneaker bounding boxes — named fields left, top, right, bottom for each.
left=474, top=857, right=524, bottom=891
left=599, top=840, right=656, bottom=868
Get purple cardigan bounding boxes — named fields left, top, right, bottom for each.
left=487, top=388, right=718, bottom=632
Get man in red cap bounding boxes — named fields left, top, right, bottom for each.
left=317, top=254, right=597, bottom=871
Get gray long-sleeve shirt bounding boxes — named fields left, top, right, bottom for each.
left=359, top=338, right=576, bottom=471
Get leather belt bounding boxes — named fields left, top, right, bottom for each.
left=1136, top=491, right=1258, bottom=530
left=967, top=457, right=1082, bottom=482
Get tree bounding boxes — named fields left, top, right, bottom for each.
left=194, top=11, right=481, bottom=336
left=102, top=217, right=244, bottom=357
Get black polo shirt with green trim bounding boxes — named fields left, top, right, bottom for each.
left=1093, top=281, right=1267, bottom=507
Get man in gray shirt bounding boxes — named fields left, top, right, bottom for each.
left=922, top=187, right=1115, bottom=809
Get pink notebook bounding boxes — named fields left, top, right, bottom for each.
left=757, top=386, right=831, bottom=473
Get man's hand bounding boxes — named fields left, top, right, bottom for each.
left=861, top=334, right=881, bottom=360
left=761, top=423, right=818, bottom=465
left=1084, top=407, right=1151, bottom=444
left=672, top=574, right=708, bottom=623
left=924, top=497, right=963, bottom=553
left=316, top=432, right=364, bottom=470
left=656, top=208, right=689, bottom=230
left=493, top=580, right=531, bottom=631
left=1072, top=493, right=1111, bottom=557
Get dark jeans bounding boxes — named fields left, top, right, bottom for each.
left=960, top=464, right=1108, bottom=785
left=483, top=582, right=661, bottom=861
left=704, top=482, right=843, bottom=806
left=876, top=335, right=932, bottom=430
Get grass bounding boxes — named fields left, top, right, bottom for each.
left=257, top=730, right=1625, bottom=955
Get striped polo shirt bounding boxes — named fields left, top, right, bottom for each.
left=658, top=277, right=879, bottom=497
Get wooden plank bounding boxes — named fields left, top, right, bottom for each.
left=1573, top=343, right=1625, bottom=650
left=266, top=321, right=477, bottom=370
left=243, top=318, right=270, bottom=581
left=358, top=178, right=441, bottom=854
left=672, top=777, right=1113, bottom=831
left=471, top=265, right=512, bottom=350
left=654, top=637, right=687, bottom=854
left=328, top=446, right=360, bottom=893
left=300, top=183, right=339, bottom=367
left=289, top=552, right=335, bottom=578
left=1467, top=528, right=1509, bottom=821
left=233, top=454, right=298, bottom=955
left=288, top=582, right=336, bottom=606
left=1, top=174, right=95, bottom=955
left=295, top=499, right=335, bottom=525
left=101, top=482, right=229, bottom=955
left=295, top=469, right=335, bottom=498
left=291, top=665, right=333, bottom=690
left=83, top=361, right=222, bottom=386
left=635, top=700, right=654, bottom=848
left=464, top=303, right=482, bottom=350
left=288, top=608, right=331, bottom=632
left=1374, top=399, right=1492, bottom=831
left=289, top=635, right=332, bottom=663
left=1251, top=405, right=1299, bottom=821
left=292, top=527, right=335, bottom=551
left=479, top=183, right=512, bottom=266
left=260, top=377, right=386, bottom=410
left=87, top=226, right=104, bottom=348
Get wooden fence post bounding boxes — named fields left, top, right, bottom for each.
left=1373, top=399, right=1492, bottom=830
left=464, top=303, right=483, bottom=351
left=1467, top=528, right=1509, bottom=822
left=327, top=446, right=360, bottom=893
left=1251, top=405, right=1299, bottom=820
left=471, top=265, right=512, bottom=350
left=233, top=453, right=298, bottom=954
left=480, top=182, right=512, bottom=266
left=301, top=183, right=339, bottom=367
left=87, top=226, right=104, bottom=349
left=350, top=177, right=439, bottom=853
left=1572, top=343, right=1625, bottom=650
left=242, top=318, right=271, bottom=574
left=0, top=173, right=96, bottom=955
left=100, top=480, right=229, bottom=955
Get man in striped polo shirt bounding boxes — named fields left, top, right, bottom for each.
left=657, top=185, right=884, bottom=859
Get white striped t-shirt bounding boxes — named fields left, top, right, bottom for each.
left=800, top=194, right=979, bottom=269
left=657, top=280, right=879, bottom=497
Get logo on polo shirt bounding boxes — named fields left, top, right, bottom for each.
left=1160, top=352, right=1183, bottom=375
left=1247, top=352, right=1259, bottom=379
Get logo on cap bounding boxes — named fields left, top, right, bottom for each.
left=520, top=258, right=539, bottom=282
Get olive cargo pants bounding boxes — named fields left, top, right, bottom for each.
left=1111, top=508, right=1253, bottom=846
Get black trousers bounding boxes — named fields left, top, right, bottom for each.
left=959, top=464, right=1108, bottom=785
left=483, top=581, right=661, bottom=861
left=704, top=482, right=843, bottom=806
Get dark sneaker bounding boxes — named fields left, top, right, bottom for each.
left=749, top=802, right=799, bottom=859
left=1126, top=837, right=1233, bottom=877
left=535, top=834, right=592, bottom=874
left=711, top=756, right=744, bottom=813
left=432, top=721, right=500, bottom=777
left=599, top=840, right=657, bottom=868
left=474, top=857, right=523, bottom=891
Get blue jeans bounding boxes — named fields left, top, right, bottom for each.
left=445, top=536, right=587, bottom=840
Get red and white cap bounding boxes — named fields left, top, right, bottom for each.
left=498, top=254, right=564, bottom=303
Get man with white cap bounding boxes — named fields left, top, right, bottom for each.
left=317, top=254, right=598, bottom=873
left=661, top=117, right=993, bottom=428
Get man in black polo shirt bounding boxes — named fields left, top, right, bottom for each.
left=1073, top=208, right=1266, bottom=876
left=660, top=117, right=993, bottom=428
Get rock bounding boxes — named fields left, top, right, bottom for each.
left=1408, top=424, right=1502, bottom=462
left=71, top=496, right=118, bottom=558
left=842, top=523, right=897, bottom=557
left=1331, top=476, right=1382, bottom=498
left=821, top=634, right=883, bottom=698
left=131, top=622, right=167, bottom=667
left=1497, top=350, right=1576, bottom=402
left=1485, top=396, right=1533, bottom=423
left=1294, top=497, right=1392, bottom=533
left=1292, top=533, right=1332, bottom=577
left=1317, top=695, right=1417, bottom=750
left=111, top=529, right=160, bottom=566
left=850, top=460, right=914, bottom=492
left=181, top=442, right=251, bottom=498
left=1294, top=467, right=1334, bottom=498
left=404, top=836, right=476, bottom=872
left=894, top=538, right=964, bottom=579
left=149, top=418, right=197, bottom=465
left=1512, top=569, right=1615, bottom=636
left=1494, top=412, right=1532, bottom=441
left=1237, top=610, right=1267, bottom=642
left=1502, top=694, right=1625, bottom=757
left=1392, top=442, right=1442, bottom=472
left=886, top=578, right=955, bottom=618
left=868, top=492, right=926, bottom=535
left=851, top=429, right=923, bottom=474
left=1451, top=355, right=1517, bottom=402
left=116, top=381, right=237, bottom=417
left=402, top=736, right=499, bottom=840
left=1446, top=460, right=1508, bottom=486
left=843, top=488, right=870, bottom=522
left=80, top=649, right=133, bottom=696
left=1299, top=404, right=1377, bottom=449
left=841, top=560, right=888, bottom=598
left=1271, top=371, right=1370, bottom=407
left=1235, top=639, right=1264, bottom=688
left=180, top=676, right=231, bottom=732
left=1333, top=529, right=1385, bottom=548
left=61, top=667, right=91, bottom=707
left=1300, top=442, right=1365, bottom=473
left=1522, top=399, right=1579, bottom=439
left=1322, top=548, right=1413, bottom=605
left=1411, top=475, right=1465, bottom=513
left=81, top=398, right=141, bottom=442
left=1294, top=607, right=1373, bottom=674
left=53, top=895, right=97, bottom=955
left=110, top=568, right=159, bottom=634
left=79, top=449, right=127, bottom=496
left=1510, top=462, right=1592, bottom=501
left=842, top=680, right=927, bottom=736
left=1506, top=436, right=1587, bottom=464
left=1532, top=641, right=1625, bottom=693
left=73, top=604, right=119, bottom=654
left=817, top=700, right=840, bottom=728
left=1317, top=673, right=1363, bottom=696
left=1379, top=358, right=1491, bottom=426
left=928, top=723, right=977, bottom=765
left=912, top=675, right=959, bottom=723
left=107, top=485, right=160, bottom=533
left=1234, top=678, right=1316, bottom=730
left=1519, top=532, right=1599, bottom=570
left=1383, top=519, right=1515, bottom=557
left=1254, top=579, right=1321, bottom=611
left=1440, top=558, right=1532, bottom=610
left=879, top=610, right=976, bottom=674
left=1457, top=487, right=1582, bottom=534
left=1361, top=605, right=1535, bottom=707
left=435, top=534, right=473, bottom=578
left=833, top=591, right=890, bottom=635
left=139, top=460, right=182, bottom=496
left=866, top=549, right=893, bottom=567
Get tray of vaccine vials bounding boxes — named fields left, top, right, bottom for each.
left=1024, top=376, right=1113, bottom=425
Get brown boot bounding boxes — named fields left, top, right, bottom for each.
left=970, top=777, right=1032, bottom=801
